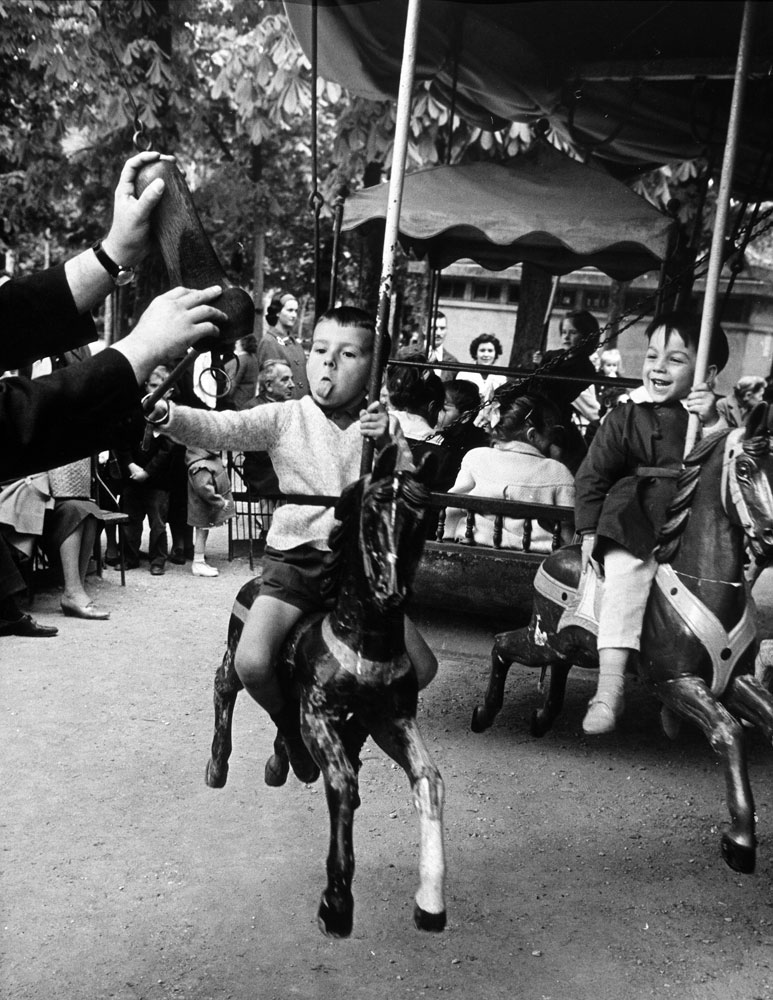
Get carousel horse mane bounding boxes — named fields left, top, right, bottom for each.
left=654, top=431, right=728, bottom=563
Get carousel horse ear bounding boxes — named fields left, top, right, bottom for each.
left=135, top=159, right=254, bottom=350
left=372, top=442, right=398, bottom=481
left=744, top=401, right=769, bottom=441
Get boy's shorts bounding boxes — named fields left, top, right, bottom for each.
left=259, top=543, right=337, bottom=614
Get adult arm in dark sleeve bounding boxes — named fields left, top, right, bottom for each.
left=2, top=349, right=143, bottom=480
left=0, top=264, right=96, bottom=370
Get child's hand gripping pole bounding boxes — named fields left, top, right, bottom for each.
left=135, top=159, right=255, bottom=447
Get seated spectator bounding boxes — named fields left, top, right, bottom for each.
left=532, top=310, right=601, bottom=472
left=435, top=379, right=490, bottom=477
left=385, top=354, right=457, bottom=493
left=443, top=394, right=575, bottom=552
left=0, top=469, right=110, bottom=619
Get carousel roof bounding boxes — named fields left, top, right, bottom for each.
left=341, top=142, right=673, bottom=280
left=285, top=1, right=773, bottom=199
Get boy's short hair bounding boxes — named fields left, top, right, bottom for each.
left=386, top=353, right=444, bottom=413
left=646, top=311, right=729, bottom=373
left=314, top=305, right=391, bottom=366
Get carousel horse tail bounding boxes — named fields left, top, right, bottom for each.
left=135, top=159, right=254, bottom=350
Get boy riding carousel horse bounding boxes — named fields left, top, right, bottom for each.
left=575, top=311, right=730, bottom=734
left=147, top=306, right=438, bottom=780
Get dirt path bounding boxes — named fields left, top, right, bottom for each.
left=2, top=538, right=773, bottom=1000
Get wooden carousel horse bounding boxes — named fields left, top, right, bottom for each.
left=472, top=403, right=773, bottom=873
left=205, top=445, right=446, bottom=938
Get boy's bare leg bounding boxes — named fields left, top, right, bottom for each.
left=234, top=594, right=304, bottom=714
left=234, top=594, right=317, bottom=781
left=583, top=647, right=627, bottom=734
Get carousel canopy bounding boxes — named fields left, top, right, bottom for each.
left=285, top=1, right=773, bottom=199
left=341, top=143, right=673, bottom=280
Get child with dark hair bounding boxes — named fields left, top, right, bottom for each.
left=576, top=311, right=729, bottom=734
left=435, top=379, right=490, bottom=472
left=443, top=393, right=575, bottom=551
left=385, top=353, right=457, bottom=496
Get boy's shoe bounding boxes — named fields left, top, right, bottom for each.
left=169, top=548, right=186, bottom=565
left=582, top=696, right=622, bottom=735
left=150, top=563, right=165, bottom=576
left=192, top=561, right=218, bottom=577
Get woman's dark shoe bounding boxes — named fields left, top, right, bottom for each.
left=60, top=598, right=110, bottom=620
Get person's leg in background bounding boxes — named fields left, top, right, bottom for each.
left=0, top=532, right=58, bottom=637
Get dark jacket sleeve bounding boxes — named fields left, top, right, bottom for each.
left=1, top=263, right=97, bottom=369
left=2, top=349, right=143, bottom=480
left=574, top=405, right=634, bottom=534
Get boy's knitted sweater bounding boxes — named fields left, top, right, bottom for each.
left=163, top=396, right=404, bottom=551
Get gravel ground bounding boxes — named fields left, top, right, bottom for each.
left=2, top=534, right=773, bottom=1000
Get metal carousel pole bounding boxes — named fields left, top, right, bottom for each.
left=684, top=0, right=756, bottom=456
left=361, top=0, right=422, bottom=475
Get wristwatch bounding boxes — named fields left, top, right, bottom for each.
left=92, top=240, right=136, bottom=286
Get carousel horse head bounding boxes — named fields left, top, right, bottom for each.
left=329, top=442, right=435, bottom=613
left=726, top=401, right=773, bottom=561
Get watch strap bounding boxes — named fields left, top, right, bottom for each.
left=92, top=240, right=135, bottom=285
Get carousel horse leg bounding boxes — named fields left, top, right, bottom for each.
left=472, top=627, right=549, bottom=732
left=369, top=715, right=446, bottom=932
left=531, top=659, right=572, bottom=737
left=655, top=675, right=756, bottom=874
left=302, top=702, right=359, bottom=939
left=205, top=629, right=244, bottom=789
left=725, top=673, right=773, bottom=744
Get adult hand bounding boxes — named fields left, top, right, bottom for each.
left=113, top=286, right=227, bottom=385
left=101, top=150, right=175, bottom=267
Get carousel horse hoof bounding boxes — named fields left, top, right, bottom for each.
left=281, top=736, right=320, bottom=784
left=205, top=758, right=228, bottom=789
left=720, top=833, right=756, bottom=874
left=413, top=904, right=446, bottom=933
left=264, top=752, right=289, bottom=787
left=317, top=891, right=354, bottom=938
left=530, top=709, right=553, bottom=738
left=470, top=707, right=490, bottom=733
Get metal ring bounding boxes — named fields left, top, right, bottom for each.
left=197, top=366, right=233, bottom=399
left=132, top=121, right=151, bottom=152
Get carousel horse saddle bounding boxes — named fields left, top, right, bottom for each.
left=534, top=558, right=757, bottom=695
